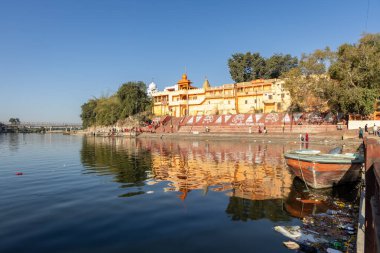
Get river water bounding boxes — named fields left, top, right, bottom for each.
left=0, top=134, right=358, bottom=253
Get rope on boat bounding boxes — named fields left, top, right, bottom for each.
left=297, top=156, right=310, bottom=191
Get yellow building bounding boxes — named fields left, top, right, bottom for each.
left=152, top=74, right=291, bottom=117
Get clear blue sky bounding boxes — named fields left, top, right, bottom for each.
left=0, top=0, right=379, bottom=123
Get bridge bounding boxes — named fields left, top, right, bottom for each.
left=0, top=121, right=82, bottom=131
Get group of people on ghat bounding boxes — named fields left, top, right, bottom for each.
left=258, top=126, right=267, bottom=134
left=299, top=133, right=310, bottom=142
left=359, top=123, right=380, bottom=139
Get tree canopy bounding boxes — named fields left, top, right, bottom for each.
left=282, top=48, right=333, bottom=112
left=228, top=52, right=298, bottom=82
left=80, top=81, right=151, bottom=128
left=283, top=33, right=380, bottom=116
left=327, top=33, right=380, bottom=115
left=9, top=118, right=20, bottom=125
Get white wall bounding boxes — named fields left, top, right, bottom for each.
left=348, top=120, right=380, bottom=130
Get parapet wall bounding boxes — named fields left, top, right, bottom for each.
left=348, top=120, right=380, bottom=130
left=179, top=112, right=339, bottom=127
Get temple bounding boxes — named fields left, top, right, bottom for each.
left=152, top=74, right=291, bottom=117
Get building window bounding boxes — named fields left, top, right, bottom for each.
left=268, top=95, right=273, bottom=100
left=208, top=101, right=211, bottom=104
left=245, top=100, right=248, bottom=104
left=228, top=100, right=230, bottom=104
left=281, top=94, right=285, bottom=98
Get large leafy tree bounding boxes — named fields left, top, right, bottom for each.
left=328, top=33, right=380, bottom=115
left=228, top=52, right=266, bottom=82
left=117, top=81, right=151, bottom=119
left=228, top=52, right=298, bottom=82
left=9, top=118, right=20, bottom=125
left=263, top=54, right=298, bottom=79
left=282, top=48, right=334, bottom=112
left=94, top=96, right=121, bottom=126
left=80, top=99, right=98, bottom=128
left=283, top=33, right=380, bottom=116
left=80, top=81, right=151, bottom=128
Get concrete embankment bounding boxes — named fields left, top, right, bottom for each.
left=135, top=130, right=363, bottom=147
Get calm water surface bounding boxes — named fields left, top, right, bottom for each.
left=0, top=134, right=357, bottom=253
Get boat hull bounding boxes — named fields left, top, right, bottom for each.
left=285, top=158, right=362, bottom=189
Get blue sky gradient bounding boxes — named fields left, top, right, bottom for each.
left=0, top=0, right=379, bottom=122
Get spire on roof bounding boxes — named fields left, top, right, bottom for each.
left=203, top=78, right=210, bottom=89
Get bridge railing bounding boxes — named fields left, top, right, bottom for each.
left=0, top=122, right=82, bottom=127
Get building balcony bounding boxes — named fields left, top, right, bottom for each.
left=236, top=90, right=264, bottom=96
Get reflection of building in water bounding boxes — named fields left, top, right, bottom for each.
left=137, top=138, right=293, bottom=201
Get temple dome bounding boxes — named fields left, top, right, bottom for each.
left=147, top=81, right=157, bottom=96
left=148, top=82, right=157, bottom=90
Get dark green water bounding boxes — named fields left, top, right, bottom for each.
left=0, top=134, right=357, bottom=253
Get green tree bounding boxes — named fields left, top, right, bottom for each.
left=9, top=118, right=20, bottom=125
left=328, top=33, right=380, bottom=115
left=263, top=54, right=298, bottom=79
left=80, top=99, right=98, bottom=128
left=80, top=81, right=152, bottom=128
left=228, top=52, right=298, bottom=82
left=228, top=52, right=266, bottom=82
left=94, top=96, right=121, bottom=126
left=117, top=81, right=150, bottom=118
left=282, top=48, right=333, bottom=112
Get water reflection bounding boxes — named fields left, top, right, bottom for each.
left=80, top=137, right=152, bottom=187
left=80, top=137, right=306, bottom=221
left=80, top=137, right=357, bottom=222
left=7, top=133, right=20, bottom=152
left=226, top=197, right=291, bottom=221
left=284, top=177, right=360, bottom=218
left=146, top=139, right=293, bottom=200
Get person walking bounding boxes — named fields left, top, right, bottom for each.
left=359, top=127, right=364, bottom=139
left=305, top=133, right=309, bottom=142
left=374, top=124, right=377, bottom=136
left=365, top=124, right=368, bottom=133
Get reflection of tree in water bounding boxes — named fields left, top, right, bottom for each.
left=226, top=196, right=291, bottom=222
left=80, top=137, right=152, bottom=185
left=8, top=133, right=20, bottom=152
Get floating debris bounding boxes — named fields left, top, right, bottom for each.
left=276, top=185, right=359, bottom=252
left=283, top=241, right=299, bottom=249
